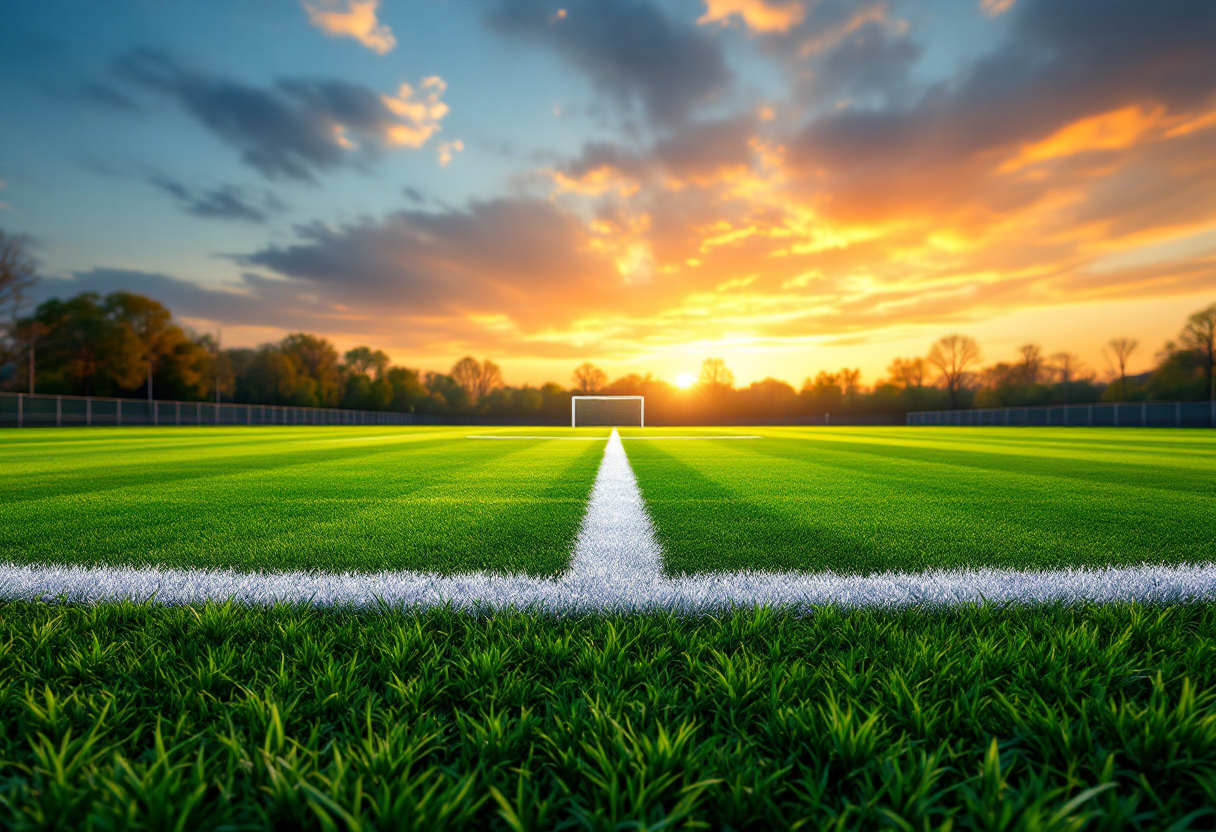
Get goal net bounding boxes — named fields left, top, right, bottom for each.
left=571, top=396, right=644, bottom=428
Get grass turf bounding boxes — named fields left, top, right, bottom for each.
left=0, top=427, right=607, bottom=576
left=1, top=601, right=1215, bottom=829
left=620, top=427, right=1216, bottom=576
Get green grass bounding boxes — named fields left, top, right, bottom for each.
left=621, top=427, right=1216, bottom=576
left=2, top=601, right=1216, bottom=829
left=0, top=427, right=608, bottom=576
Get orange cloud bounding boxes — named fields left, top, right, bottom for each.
left=999, top=106, right=1164, bottom=173
left=381, top=77, right=449, bottom=148
left=301, top=0, right=396, bottom=55
left=551, top=165, right=640, bottom=197
left=698, top=0, right=806, bottom=33
left=437, top=140, right=464, bottom=167
left=980, top=0, right=1017, bottom=17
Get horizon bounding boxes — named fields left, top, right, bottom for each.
left=3, top=0, right=1214, bottom=388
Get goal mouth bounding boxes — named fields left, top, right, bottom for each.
left=572, top=396, right=644, bottom=428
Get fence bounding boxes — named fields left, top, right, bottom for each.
left=0, top=392, right=423, bottom=428
left=907, top=400, right=1216, bottom=428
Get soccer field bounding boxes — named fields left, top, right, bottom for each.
left=3, top=425, right=1216, bottom=827
left=2, top=425, right=1213, bottom=584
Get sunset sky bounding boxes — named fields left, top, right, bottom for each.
left=2, top=0, right=1214, bottom=387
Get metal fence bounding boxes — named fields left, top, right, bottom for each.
left=907, top=400, right=1216, bottom=428
left=0, top=392, right=422, bottom=428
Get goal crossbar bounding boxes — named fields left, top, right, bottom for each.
left=571, top=396, right=645, bottom=428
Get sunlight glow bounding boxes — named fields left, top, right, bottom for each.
left=676, top=373, right=697, bottom=389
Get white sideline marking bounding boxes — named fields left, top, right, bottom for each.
left=465, top=435, right=761, bottom=440
left=619, top=435, right=762, bottom=440
left=2, top=429, right=1212, bottom=611
left=466, top=436, right=608, bottom=440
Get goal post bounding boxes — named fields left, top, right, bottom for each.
left=571, top=396, right=644, bottom=428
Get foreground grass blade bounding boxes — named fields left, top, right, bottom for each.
left=2, top=601, right=1216, bottom=828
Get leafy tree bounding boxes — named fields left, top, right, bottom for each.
left=839, top=368, right=862, bottom=398
left=451, top=357, right=482, bottom=401
left=243, top=346, right=304, bottom=405
left=343, top=346, right=391, bottom=380
left=425, top=372, right=470, bottom=412
left=27, top=293, right=143, bottom=395
left=387, top=367, right=427, bottom=412
left=280, top=333, right=342, bottom=406
left=1179, top=303, right=1216, bottom=402
left=106, top=292, right=182, bottom=400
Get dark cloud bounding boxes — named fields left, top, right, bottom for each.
left=733, top=1, right=918, bottom=107
left=147, top=176, right=283, bottom=223
left=32, top=269, right=279, bottom=328
left=109, top=49, right=438, bottom=182
left=807, top=18, right=919, bottom=105
left=402, top=186, right=426, bottom=203
left=481, top=0, right=731, bottom=125
left=781, top=0, right=1216, bottom=223
left=238, top=197, right=624, bottom=326
left=559, top=113, right=757, bottom=187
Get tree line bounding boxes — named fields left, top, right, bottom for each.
left=2, top=230, right=1213, bottom=421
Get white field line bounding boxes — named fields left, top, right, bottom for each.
left=617, top=436, right=762, bottom=440
left=2, top=429, right=1213, bottom=611
left=465, top=435, right=761, bottom=440
left=465, top=436, right=608, bottom=440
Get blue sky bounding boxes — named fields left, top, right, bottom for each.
left=2, top=0, right=1214, bottom=386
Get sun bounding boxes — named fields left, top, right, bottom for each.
left=676, top=373, right=696, bottom=389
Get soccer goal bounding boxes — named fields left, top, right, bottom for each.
left=571, top=396, right=644, bottom=428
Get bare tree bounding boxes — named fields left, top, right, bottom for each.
left=1050, top=351, right=1085, bottom=403
left=0, top=230, right=36, bottom=319
left=1050, top=352, right=1083, bottom=385
left=0, top=230, right=38, bottom=389
left=1180, top=303, right=1216, bottom=402
left=927, top=334, right=981, bottom=408
left=573, top=362, right=607, bottom=394
left=1103, top=337, right=1138, bottom=402
left=698, top=357, right=735, bottom=389
left=475, top=358, right=504, bottom=400
left=1018, top=343, right=1043, bottom=384
left=887, top=357, right=926, bottom=389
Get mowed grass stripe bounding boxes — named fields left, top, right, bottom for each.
left=625, top=427, right=1216, bottom=576
left=0, top=428, right=606, bottom=576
